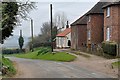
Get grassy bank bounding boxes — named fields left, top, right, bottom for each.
left=112, top=61, right=120, bottom=68
left=12, top=47, right=76, bottom=62
left=1, top=57, right=16, bottom=77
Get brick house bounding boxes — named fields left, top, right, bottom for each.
left=70, top=1, right=120, bottom=51
left=71, top=15, right=87, bottom=50
left=103, top=2, right=120, bottom=43
left=86, top=2, right=107, bottom=49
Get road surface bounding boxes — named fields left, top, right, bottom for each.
left=8, top=57, right=113, bottom=78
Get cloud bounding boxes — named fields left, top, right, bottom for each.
left=12, top=2, right=97, bottom=37
left=29, top=0, right=99, bottom=2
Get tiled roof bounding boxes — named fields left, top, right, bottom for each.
left=56, top=28, right=71, bottom=37
left=71, top=2, right=107, bottom=26
left=71, top=1, right=120, bottom=26
left=102, top=1, right=120, bottom=8
left=86, top=2, right=107, bottom=15
left=71, top=14, right=87, bottom=26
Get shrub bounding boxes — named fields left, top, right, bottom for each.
left=102, top=41, right=117, bottom=56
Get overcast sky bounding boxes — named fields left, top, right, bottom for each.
left=12, top=1, right=99, bottom=38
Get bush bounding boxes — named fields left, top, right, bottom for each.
left=102, top=41, right=117, bottom=56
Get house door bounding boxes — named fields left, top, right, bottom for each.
left=68, top=40, right=71, bottom=47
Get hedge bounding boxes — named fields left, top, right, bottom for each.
left=102, top=41, right=117, bottom=56
left=2, top=49, right=25, bottom=54
left=31, top=42, right=51, bottom=49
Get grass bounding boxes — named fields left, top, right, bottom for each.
left=112, top=61, right=120, bottom=68
left=11, top=48, right=76, bottom=62
left=1, top=57, right=16, bottom=77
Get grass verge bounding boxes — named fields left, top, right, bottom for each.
left=112, top=61, right=120, bottom=68
left=12, top=48, right=76, bottom=62
left=2, top=57, right=16, bottom=77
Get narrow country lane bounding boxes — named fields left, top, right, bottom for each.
left=8, top=57, right=113, bottom=78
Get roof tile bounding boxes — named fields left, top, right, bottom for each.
left=56, top=28, right=71, bottom=37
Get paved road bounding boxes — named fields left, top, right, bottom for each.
left=8, top=57, right=113, bottom=78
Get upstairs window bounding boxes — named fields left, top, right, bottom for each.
left=106, top=7, right=110, bottom=17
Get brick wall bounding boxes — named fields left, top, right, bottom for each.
left=87, top=14, right=104, bottom=45
left=104, top=5, right=120, bottom=43
left=71, top=25, right=87, bottom=50
left=119, top=5, right=120, bottom=43
left=71, top=26, right=77, bottom=49
left=77, top=25, right=87, bottom=49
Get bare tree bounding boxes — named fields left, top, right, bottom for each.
left=41, top=22, right=51, bottom=36
left=17, top=1, right=36, bottom=20
left=40, top=22, right=57, bottom=42
left=54, top=11, right=68, bottom=32
left=27, top=21, right=57, bottom=48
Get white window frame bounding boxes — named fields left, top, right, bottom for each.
left=88, top=30, right=91, bottom=40
left=106, top=7, right=110, bottom=17
left=106, top=27, right=110, bottom=41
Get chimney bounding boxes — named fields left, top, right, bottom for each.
left=66, top=21, right=69, bottom=28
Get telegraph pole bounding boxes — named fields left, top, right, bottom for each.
left=20, top=30, right=22, bottom=36
left=50, top=4, right=53, bottom=52
left=31, top=19, right=34, bottom=52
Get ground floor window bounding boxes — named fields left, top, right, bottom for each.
left=106, top=27, right=110, bottom=41
left=88, top=30, right=91, bottom=40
